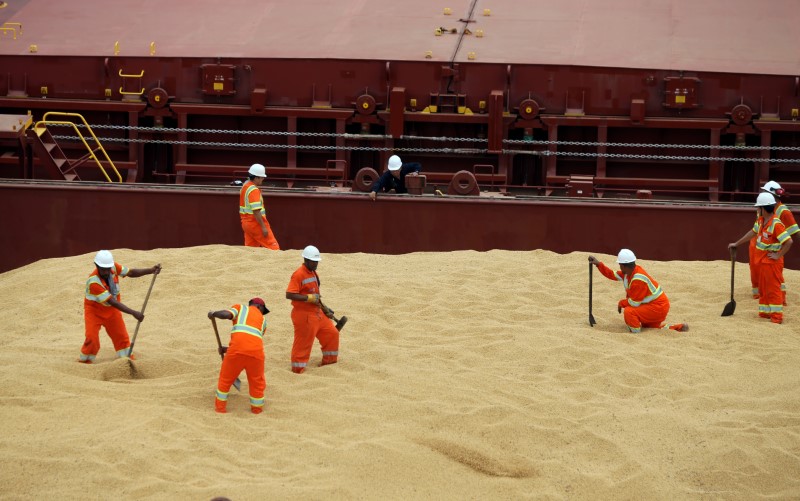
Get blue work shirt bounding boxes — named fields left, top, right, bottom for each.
left=370, top=162, right=422, bottom=194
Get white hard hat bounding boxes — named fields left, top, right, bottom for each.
left=755, top=192, right=776, bottom=207
left=94, top=250, right=115, bottom=268
left=761, top=180, right=783, bottom=196
left=388, top=155, right=402, bottom=171
left=616, top=249, right=637, bottom=264
left=301, top=245, right=322, bottom=262
left=248, top=163, right=267, bottom=178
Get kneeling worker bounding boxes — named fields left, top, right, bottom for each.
left=208, top=298, right=270, bottom=414
left=589, top=250, right=688, bottom=333
left=369, top=154, right=421, bottom=201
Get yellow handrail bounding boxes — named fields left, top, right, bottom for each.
left=34, top=112, right=122, bottom=183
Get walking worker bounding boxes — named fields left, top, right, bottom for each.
left=729, top=192, right=793, bottom=324
left=208, top=298, right=270, bottom=414
left=285, top=245, right=339, bottom=373
left=746, top=181, right=798, bottom=302
left=239, top=163, right=280, bottom=250
left=79, top=250, right=161, bottom=363
left=369, top=154, right=422, bottom=201
left=588, top=250, right=688, bottom=334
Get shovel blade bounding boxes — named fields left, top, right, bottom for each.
left=335, top=316, right=348, bottom=332
left=233, top=378, right=242, bottom=391
left=721, top=300, right=736, bottom=317
left=589, top=313, right=596, bottom=327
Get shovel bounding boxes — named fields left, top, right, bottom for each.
left=589, top=261, right=596, bottom=326
left=128, top=271, right=158, bottom=358
left=211, top=317, right=241, bottom=391
left=721, top=247, right=737, bottom=317
left=321, top=301, right=348, bottom=332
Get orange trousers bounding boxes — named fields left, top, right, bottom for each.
left=80, top=308, right=130, bottom=362
left=748, top=238, right=761, bottom=298
left=749, top=240, right=787, bottom=304
left=758, top=262, right=784, bottom=324
left=241, top=217, right=280, bottom=250
left=215, top=352, right=266, bottom=414
left=622, top=297, right=670, bottom=333
left=290, top=309, right=339, bottom=373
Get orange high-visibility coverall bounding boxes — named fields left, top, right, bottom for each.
left=597, top=262, right=679, bottom=333
left=750, top=202, right=798, bottom=301
left=80, top=263, right=132, bottom=363
left=215, top=304, right=267, bottom=414
left=286, top=265, right=339, bottom=373
left=239, top=180, right=280, bottom=250
left=754, top=214, right=790, bottom=324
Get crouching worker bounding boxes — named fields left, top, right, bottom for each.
left=208, top=298, right=270, bottom=414
left=80, top=250, right=161, bottom=363
left=588, top=249, right=688, bottom=333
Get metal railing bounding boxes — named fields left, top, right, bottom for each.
left=35, top=112, right=122, bottom=182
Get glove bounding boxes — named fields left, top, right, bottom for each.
left=306, top=294, right=320, bottom=304
left=219, top=346, right=228, bottom=356
left=617, top=299, right=627, bottom=313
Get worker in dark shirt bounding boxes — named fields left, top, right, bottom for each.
left=369, top=155, right=422, bottom=201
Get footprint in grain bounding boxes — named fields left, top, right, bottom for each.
left=418, top=438, right=538, bottom=478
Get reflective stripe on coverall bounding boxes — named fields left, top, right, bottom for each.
left=80, top=263, right=131, bottom=362
left=239, top=180, right=280, bottom=250
left=216, top=303, right=267, bottom=413
left=286, top=266, right=339, bottom=373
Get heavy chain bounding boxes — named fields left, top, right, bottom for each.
left=542, top=150, right=798, bottom=163
left=48, top=122, right=800, bottom=162
left=503, top=138, right=800, bottom=151
left=51, top=123, right=486, bottom=142
left=50, top=135, right=487, bottom=154
left=51, top=134, right=798, bottom=162
left=51, top=123, right=800, bottom=150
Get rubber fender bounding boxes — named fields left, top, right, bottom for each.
left=353, top=167, right=380, bottom=192
left=448, top=170, right=480, bottom=196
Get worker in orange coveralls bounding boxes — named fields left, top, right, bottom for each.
left=745, top=181, right=798, bottom=303
left=588, top=249, right=688, bottom=334
left=208, top=298, right=270, bottom=414
left=729, top=192, right=793, bottom=324
left=79, top=250, right=161, bottom=363
left=285, top=245, right=339, bottom=373
left=239, top=163, right=280, bottom=250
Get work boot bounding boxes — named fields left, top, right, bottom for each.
left=215, top=399, right=227, bottom=414
left=77, top=358, right=93, bottom=364
left=668, top=323, right=689, bottom=332
left=251, top=407, right=263, bottom=415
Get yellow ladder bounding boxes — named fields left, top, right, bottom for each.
left=33, top=112, right=122, bottom=183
